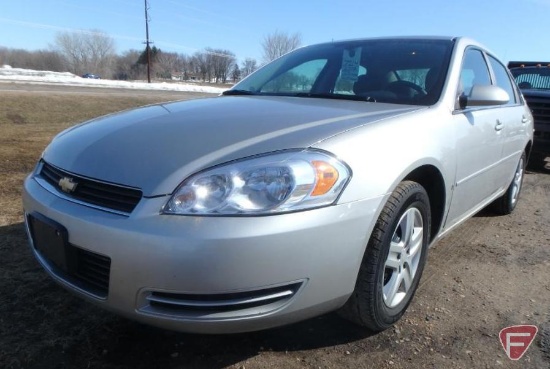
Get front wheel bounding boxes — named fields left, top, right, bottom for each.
left=338, top=181, right=431, bottom=331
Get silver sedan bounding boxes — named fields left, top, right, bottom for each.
left=23, top=36, right=533, bottom=333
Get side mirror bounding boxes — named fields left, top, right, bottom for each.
left=458, top=85, right=510, bottom=109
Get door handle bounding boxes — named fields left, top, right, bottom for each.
left=495, top=120, right=504, bottom=131
left=521, top=116, right=529, bottom=124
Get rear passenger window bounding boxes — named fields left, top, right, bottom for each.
left=488, top=55, right=517, bottom=105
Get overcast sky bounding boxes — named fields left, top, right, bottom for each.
left=1, top=0, right=550, bottom=63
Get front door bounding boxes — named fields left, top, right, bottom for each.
left=445, top=48, right=505, bottom=228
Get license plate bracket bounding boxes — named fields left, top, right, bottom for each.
left=28, top=213, right=75, bottom=273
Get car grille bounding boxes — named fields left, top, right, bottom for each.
left=73, top=247, right=111, bottom=297
left=524, top=96, right=550, bottom=137
left=139, top=282, right=304, bottom=318
left=37, top=160, right=142, bottom=214
left=35, top=241, right=111, bottom=298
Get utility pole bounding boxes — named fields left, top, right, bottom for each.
left=144, top=0, right=152, bottom=83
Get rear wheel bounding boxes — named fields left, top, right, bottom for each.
left=338, top=181, right=431, bottom=331
left=492, top=151, right=526, bottom=215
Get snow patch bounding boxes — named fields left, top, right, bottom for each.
left=0, top=66, right=227, bottom=94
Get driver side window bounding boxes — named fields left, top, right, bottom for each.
left=458, top=49, right=491, bottom=96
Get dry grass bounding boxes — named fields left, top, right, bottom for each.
left=0, top=93, right=186, bottom=226
left=0, top=91, right=223, bottom=368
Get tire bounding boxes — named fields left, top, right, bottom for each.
left=338, top=181, right=431, bottom=331
left=491, top=151, right=526, bottom=215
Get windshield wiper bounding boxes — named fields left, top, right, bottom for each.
left=222, top=89, right=257, bottom=96
left=293, top=92, right=376, bottom=102
left=223, top=90, right=377, bottom=102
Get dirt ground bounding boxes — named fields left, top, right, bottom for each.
left=0, top=85, right=549, bottom=369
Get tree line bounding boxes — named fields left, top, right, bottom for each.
left=0, top=29, right=301, bottom=83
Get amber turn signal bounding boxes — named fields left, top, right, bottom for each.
left=311, top=161, right=340, bottom=196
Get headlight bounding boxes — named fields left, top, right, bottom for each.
left=163, top=150, right=351, bottom=215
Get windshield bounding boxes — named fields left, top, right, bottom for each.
left=229, top=38, right=454, bottom=106
left=511, top=68, right=550, bottom=90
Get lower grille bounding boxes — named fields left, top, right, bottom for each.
left=73, top=247, right=111, bottom=296
left=140, top=282, right=304, bottom=318
left=35, top=241, right=111, bottom=298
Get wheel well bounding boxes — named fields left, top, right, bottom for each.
left=404, top=165, right=445, bottom=241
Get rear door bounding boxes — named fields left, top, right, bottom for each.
left=486, top=55, right=530, bottom=181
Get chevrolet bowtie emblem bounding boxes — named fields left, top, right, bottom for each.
left=58, top=177, right=78, bottom=193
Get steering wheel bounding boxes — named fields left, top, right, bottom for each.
left=386, top=80, right=427, bottom=98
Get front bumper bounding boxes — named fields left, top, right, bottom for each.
left=22, top=175, right=383, bottom=333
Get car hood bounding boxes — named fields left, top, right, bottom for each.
left=43, top=96, right=422, bottom=196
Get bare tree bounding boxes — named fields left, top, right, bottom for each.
left=156, top=51, right=180, bottom=79
left=206, top=48, right=236, bottom=83
left=0, top=47, right=65, bottom=71
left=241, top=58, right=258, bottom=78
left=231, top=64, right=241, bottom=82
left=0, top=47, right=6, bottom=66
left=113, top=49, right=143, bottom=80
left=175, top=53, right=190, bottom=80
left=261, top=30, right=302, bottom=63
left=54, top=29, right=115, bottom=77
left=205, top=50, right=214, bottom=82
left=34, top=50, right=65, bottom=71
left=114, top=48, right=186, bottom=82
left=191, top=51, right=209, bottom=81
